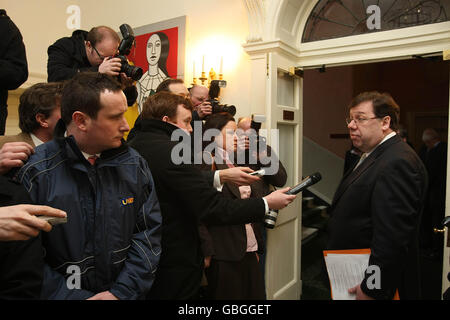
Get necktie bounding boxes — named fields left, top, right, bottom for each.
left=353, top=153, right=367, bottom=171
left=87, top=155, right=98, bottom=166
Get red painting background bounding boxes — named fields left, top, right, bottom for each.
left=127, top=27, right=179, bottom=78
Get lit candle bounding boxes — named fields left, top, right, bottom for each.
left=202, top=55, right=205, bottom=73
left=193, top=61, right=195, bottom=78
left=220, top=56, right=223, bottom=74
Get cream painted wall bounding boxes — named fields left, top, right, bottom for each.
left=2, top=0, right=253, bottom=119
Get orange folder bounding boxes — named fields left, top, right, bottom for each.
left=323, top=248, right=400, bottom=300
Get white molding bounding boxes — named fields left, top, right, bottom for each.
left=297, top=22, right=450, bottom=67
left=243, top=39, right=301, bottom=59
left=243, top=0, right=265, bottom=43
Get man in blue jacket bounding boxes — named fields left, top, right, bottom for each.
left=16, top=72, right=162, bottom=300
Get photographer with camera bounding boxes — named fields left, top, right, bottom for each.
left=47, top=25, right=139, bottom=106
left=190, top=85, right=212, bottom=120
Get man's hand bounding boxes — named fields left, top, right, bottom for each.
left=98, top=57, right=122, bottom=76
left=196, top=101, right=212, bottom=119
left=119, top=73, right=134, bottom=88
left=0, top=142, right=34, bottom=175
left=0, top=205, right=67, bottom=241
left=263, top=187, right=296, bottom=210
left=219, top=167, right=260, bottom=186
left=87, top=291, right=119, bottom=300
left=348, top=284, right=375, bottom=300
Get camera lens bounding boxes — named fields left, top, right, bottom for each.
left=223, top=105, right=236, bottom=116
left=122, top=63, right=143, bottom=81
left=264, top=209, right=278, bottom=229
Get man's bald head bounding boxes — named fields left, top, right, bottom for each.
left=86, top=26, right=120, bottom=47
left=85, top=26, right=120, bottom=67
left=190, top=85, right=209, bottom=107
left=237, top=117, right=252, bottom=132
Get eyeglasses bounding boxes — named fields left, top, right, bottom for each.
left=92, top=46, right=107, bottom=60
left=345, top=116, right=379, bottom=125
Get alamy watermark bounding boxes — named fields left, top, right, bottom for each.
left=367, top=5, right=382, bottom=30
left=366, top=265, right=381, bottom=290
left=66, top=5, right=81, bottom=30
left=66, top=265, right=81, bottom=290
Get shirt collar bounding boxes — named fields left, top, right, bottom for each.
left=217, top=147, right=231, bottom=163
left=366, top=131, right=396, bottom=157
left=81, top=151, right=100, bottom=161
left=30, top=133, right=44, bottom=147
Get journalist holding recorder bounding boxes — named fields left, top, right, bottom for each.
left=128, top=91, right=296, bottom=300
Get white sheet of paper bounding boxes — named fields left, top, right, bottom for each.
left=324, top=253, right=370, bottom=300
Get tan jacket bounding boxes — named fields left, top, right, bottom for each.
left=0, top=132, right=35, bottom=148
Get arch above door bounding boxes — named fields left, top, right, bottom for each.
left=243, top=0, right=450, bottom=67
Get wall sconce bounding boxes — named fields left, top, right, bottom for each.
left=193, top=56, right=224, bottom=86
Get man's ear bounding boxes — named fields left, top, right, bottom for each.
left=35, top=113, right=48, bottom=128
left=162, top=115, right=169, bottom=123
left=72, top=111, right=90, bottom=131
left=382, top=116, right=391, bottom=130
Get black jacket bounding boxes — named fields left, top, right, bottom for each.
left=0, top=175, right=43, bottom=299
left=327, top=135, right=428, bottom=300
left=47, top=30, right=137, bottom=106
left=198, top=161, right=264, bottom=262
left=128, top=118, right=265, bottom=299
left=0, top=10, right=28, bottom=107
left=47, top=30, right=94, bottom=82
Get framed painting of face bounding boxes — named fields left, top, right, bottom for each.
left=127, top=16, right=186, bottom=113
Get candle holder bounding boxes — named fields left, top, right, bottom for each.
left=199, top=71, right=208, bottom=85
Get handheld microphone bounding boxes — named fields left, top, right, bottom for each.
left=264, top=172, right=322, bottom=229
left=286, top=172, right=322, bottom=195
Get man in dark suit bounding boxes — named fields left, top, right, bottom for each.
left=0, top=9, right=28, bottom=135
left=128, top=91, right=296, bottom=299
left=327, top=91, right=428, bottom=300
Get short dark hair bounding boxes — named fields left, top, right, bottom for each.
left=202, top=113, right=236, bottom=151
left=61, top=72, right=122, bottom=125
left=86, top=26, right=120, bottom=47
left=203, top=112, right=235, bottom=133
left=348, top=91, right=400, bottom=131
left=141, top=91, right=192, bottom=121
left=19, top=82, right=64, bottom=133
left=155, top=78, right=184, bottom=93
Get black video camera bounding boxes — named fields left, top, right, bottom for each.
left=207, top=80, right=236, bottom=116
left=242, top=114, right=267, bottom=166
left=113, top=24, right=143, bottom=81
left=207, top=98, right=236, bottom=116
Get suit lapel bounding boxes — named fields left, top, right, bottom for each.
left=332, top=135, right=401, bottom=205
